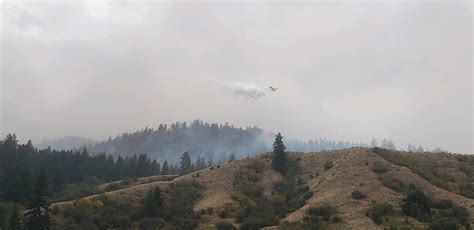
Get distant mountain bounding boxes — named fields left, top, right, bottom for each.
left=88, top=120, right=273, bottom=163
left=36, top=136, right=97, bottom=151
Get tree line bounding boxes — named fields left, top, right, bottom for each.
left=0, top=134, right=179, bottom=205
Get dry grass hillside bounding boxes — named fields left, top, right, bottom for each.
left=51, top=148, right=474, bottom=229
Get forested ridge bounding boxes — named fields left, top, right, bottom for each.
left=87, top=120, right=270, bottom=163
left=0, top=134, right=167, bottom=204
left=71, top=120, right=420, bottom=164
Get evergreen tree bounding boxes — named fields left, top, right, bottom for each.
left=25, top=173, right=53, bottom=230
left=179, top=152, right=192, bottom=175
left=137, top=154, right=151, bottom=177
left=8, top=207, right=22, bottom=230
left=161, top=161, right=169, bottom=175
left=271, top=133, right=288, bottom=174
left=0, top=207, right=5, bottom=230
left=142, top=187, right=164, bottom=218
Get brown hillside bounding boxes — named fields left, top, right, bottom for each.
left=51, top=148, right=474, bottom=229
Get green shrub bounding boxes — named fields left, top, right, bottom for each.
left=295, top=185, right=309, bottom=194
left=278, top=221, right=307, bottom=230
left=219, top=209, right=229, bottom=219
left=216, top=222, right=238, bottom=230
left=371, top=162, right=389, bottom=174
left=331, top=215, right=342, bottom=223
left=401, top=190, right=431, bottom=222
left=378, top=174, right=404, bottom=192
left=323, top=161, right=333, bottom=170
left=302, top=191, right=313, bottom=200
left=431, top=199, right=454, bottom=209
left=308, top=205, right=335, bottom=221
left=138, top=217, right=165, bottom=230
left=351, top=190, right=366, bottom=200
left=429, top=217, right=459, bottom=230
left=240, top=212, right=279, bottom=230
left=120, top=177, right=132, bottom=186
left=207, top=207, right=214, bottom=215
left=452, top=206, right=469, bottom=224
left=366, top=202, right=394, bottom=225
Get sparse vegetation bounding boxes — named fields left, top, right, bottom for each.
left=228, top=135, right=315, bottom=229
left=374, top=148, right=474, bottom=198
left=57, top=180, right=204, bottom=229
left=280, top=205, right=339, bottom=229
left=366, top=202, right=394, bottom=225
left=377, top=174, right=406, bottom=192
left=400, top=190, right=470, bottom=229
left=351, top=190, right=366, bottom=200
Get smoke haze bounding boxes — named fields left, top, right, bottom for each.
left=1, top=1, right=472, bottom=153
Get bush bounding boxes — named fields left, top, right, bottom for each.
left=120, top=177, right=132, bottom=186
left=84, top=176, right=104, bottom=185
left=371, top=162, right=389, bottom=174
left=431, top=199, right=454, bottom=209
left=138, top=217, right=165, bottom=230
left=452, top=206, right=469, bottom=224
left=240, top=213, right=279, bottom=230
left=366, top=202, right=394, bottom=225
left=428, top=217, right=459, bottom=230
left=308, top=205, right=335, bottom=221
left=401, top=190, right=431, bottom=222
left=295, top=185, right=309, bottom=194
left=378, top=175, right=404, bottom=192
left=207, top=207, right=214, bottom=215
left=323, top=161, right=333, bottom=170
left=104, top=183, right=121, bottom=192
left=278, top=221, right=307, bottom=230
left=351, top=190, right=366, bottom=200
left=216, top=222, right=238, bottom=230
left=219, top=209, right=229, bottom=219
left=302, top=191, right=313, bottom=200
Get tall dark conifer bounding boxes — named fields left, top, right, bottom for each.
left=8, top=207, right=22, bottom=230
left=271, top=133, right=288, bottom=174
left=25, top=173, right=53, bottom=230
left=142, top=187, right=164, bottom=217
left=161, top=161, right=169, bottom=175
left=0, top=207, right=5, bottom=230
left=179, top=152, right=192, bottom=175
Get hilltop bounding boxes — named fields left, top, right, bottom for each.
left=50, top=148, right=474, bottom=229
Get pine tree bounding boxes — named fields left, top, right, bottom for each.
left=271, top=133, right=288, bottom=174
left=0, top=207, right=5, bottom=230
left=179, top=152, right=192, bottom=175
left=8, top=207, right=22, bottom=230
left=161, top=161, right=169, bottom=175
left=142, top=187, right=164, bottom=218
left=25, top=173, right=53, bottom=230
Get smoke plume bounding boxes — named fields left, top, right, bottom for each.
left=222, top=82, right=266, bottom=100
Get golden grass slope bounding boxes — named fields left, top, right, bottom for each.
left=51, top=148, right=474, bottom=228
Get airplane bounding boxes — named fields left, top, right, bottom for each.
left=269, top=86, right=279, bottom=91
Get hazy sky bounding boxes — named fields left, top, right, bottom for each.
left=1, top=1, right=472, bottom=153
